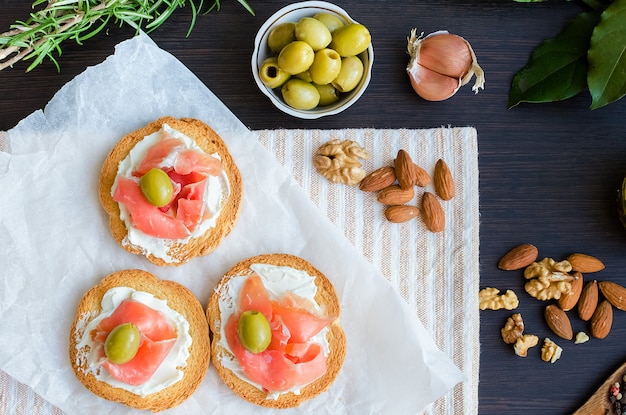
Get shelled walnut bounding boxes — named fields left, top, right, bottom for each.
left=514, top=334, right=539, bottom=357
left=479, top=287, right=519, bottom=310
left=524, top=258, right=575, bottom=300
left=541, top=338, right=563, bottom=363
left=501, top=313, right=524, bottom=344
left=314, top=139, right=369, bottom=185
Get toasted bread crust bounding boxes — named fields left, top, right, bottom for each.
left=99, top=116, right=243, bottom=266
left=207, top=254, right=346, bottom=408
left=69, top=269, right=211, bottom=412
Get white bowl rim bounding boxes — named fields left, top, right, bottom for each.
left=251, top=1, right=374, bottom=119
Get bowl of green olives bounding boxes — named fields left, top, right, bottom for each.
left=252, top=1, right=373, bottom=119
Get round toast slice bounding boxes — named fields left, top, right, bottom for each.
left=99, top=116, right=243, bottom=266
left=69, top=269, right=211, bottom=412
left=207, top=253, right=346, bottom=408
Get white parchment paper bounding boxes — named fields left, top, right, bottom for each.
left=0, top=33, right=464, bottom=415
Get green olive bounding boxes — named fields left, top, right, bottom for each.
left=259, top=57, right=291, bottom=89
left=295, top=17, right=332, bottom=51
left=332, top=55, right=364, bottom=92
left=139, top=168, right=174, bottom=207
left=267, top=22, right=296, bottom=54
left=238, top=310, right=271, bottom=354
left=309, top=48, right=342, bottom=85
left=314, top=83, right=341, bottom=106
left=104, top=323, right=141, bottom=364
left=295, top=70, right=312, bottom=83
left=281, top=78, right=321, bottom=110
left=277, top=41, right=315, bottom=75
left=313, top=12, right=345, bottom=33
left=329, top=23, right=371, bottom=57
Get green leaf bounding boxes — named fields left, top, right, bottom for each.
left=588, top=0, right=626, bottom=109
left=508, top=10, right=601, bottom=108
left=580, top=0, right=614, bottom=12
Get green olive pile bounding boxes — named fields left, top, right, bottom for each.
left=259, top=13, right=371, bottom=111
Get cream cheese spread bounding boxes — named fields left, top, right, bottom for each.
left=216, top=263, right=330, bottom=399
left=111, top=123, right=230, bottom=263
left=74, top=287, right=192, bottom=397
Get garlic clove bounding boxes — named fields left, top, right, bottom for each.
left=406, top=28, right=485, bottom=100
left=407, top=63, right=460, bottom=101
left=417, top=33, right=473, bottom=79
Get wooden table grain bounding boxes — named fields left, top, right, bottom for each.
left=2, top=1, right=626, bottom=414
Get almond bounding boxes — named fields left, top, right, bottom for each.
left=598, top=280, right=626, bottom=311
left=497, top=243, right=539, bottom=271
left=433, top=159, right=455, bottom=200
left=359, top=166, right=397, bottom=192
left=558, top=271, right=583, bottom=311
left=384, top=205, right=420, bottom=223
left=395, top=150, right=415, bottom=189
left=377, top=185, right=414, bottom=205
left=566, top=253, right=605, bottom=273
left=421, top=192, right=444, bottom=232
left=590, top=300, right=613, bottom=339
left=578, top=280, right=598, bottom=321
left=413, top=163, right=431, bottom=187
left=544, top=304, right=573, bottom=340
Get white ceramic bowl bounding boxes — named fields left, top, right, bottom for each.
left=251, top=1, right=374, bottom=119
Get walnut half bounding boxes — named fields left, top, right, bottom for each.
left=541, top=338, right=563, bottom=363
left=501, top=313, right=525, bottom=344
left=479, top=287, right=519, bottom=310
left=314, top=139, right=369, bottom=185
left=514, top=334, right=539, bottom=357
left=524, top=257, right=574, bottom=300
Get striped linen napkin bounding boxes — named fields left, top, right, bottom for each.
left=256, top=128, right=480, bottom=415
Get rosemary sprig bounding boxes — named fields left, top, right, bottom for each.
left=0, top=0, right=254, bottom=72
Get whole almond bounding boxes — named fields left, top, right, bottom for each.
left=395, top=150, right=415, bottom=189
left=421, top=192, right=445, bottom=232
left=385, top=205, right=420, bottom=223
left=578, top=280, right=599, bottom=321
left=590, top=300, right=613, bottom=339
left=433, top=159, right=455, bottom=200
left=497, top=243, right=539, bottom=271
left=544, top=304, right=573, bottom=340
left=360, top=166, right=397, bottom=192
left=377, top=185, right=414, bottom=205
left=413, top=163, right=431, bottom=187
left=558, top=272, right=583, bottom=311
left=566, top=253, right=605, bottom=273
left=598, top=280, right=626, bottom=311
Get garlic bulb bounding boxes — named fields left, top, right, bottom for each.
left=406, top=29, right=485, bottom=101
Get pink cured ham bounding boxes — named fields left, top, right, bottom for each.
left=114, top=132, right=222, bottom=239
left=225, top=275, right=333, bottom=392
left=135, top=136, right=183, bottom=175
left=135, top=135, right=222, bottom=177
left=93, top=299, right=177, bottom=386
left=174, top=149, right=222, bottom=176
left=113, top=176, right=190, bottom=239
left=101, top=336, right=175, bottom=386
left=96, top=299, right=176, bottom=340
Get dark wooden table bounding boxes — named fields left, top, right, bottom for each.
left=3, top=1, right=626, bottom=414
